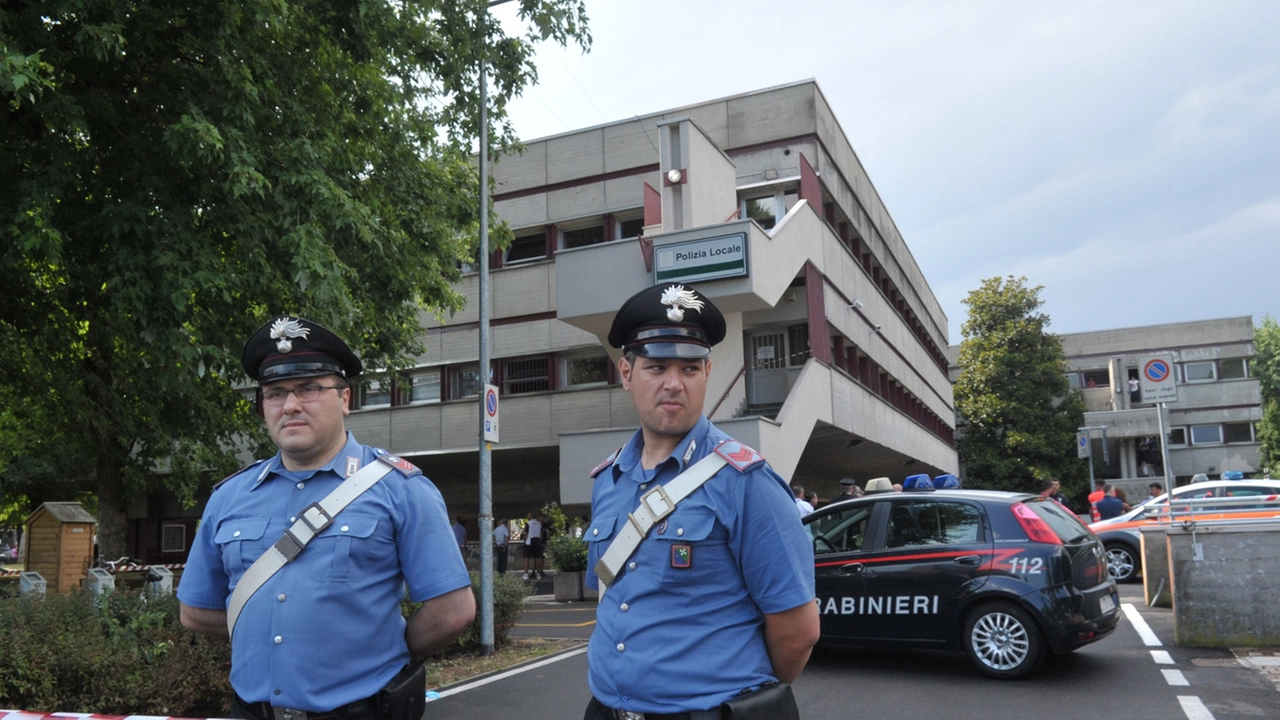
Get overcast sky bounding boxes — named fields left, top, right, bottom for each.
left=494, top=0, right=1279, bottom=341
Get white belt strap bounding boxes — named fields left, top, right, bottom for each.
left=595, top=451, right=728, bottom=590
left=226, top=456, right=399, bottom=637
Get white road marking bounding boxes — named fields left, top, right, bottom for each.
left=1178, top=695, right=1216, bottom=720
left=1123, top=602, right=1162, bottom=646
left=1163, top=669, right=1190, bottom=686
left=1152, top=650, right=1175, bottom=664
left=431, top=646, right=589, bottom=699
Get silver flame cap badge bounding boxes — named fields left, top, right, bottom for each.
left=269, top=317, right=310, bottom=354
left=660, top=285, right=704, bottom=323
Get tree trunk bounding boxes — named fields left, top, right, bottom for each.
left=96, top=455, right=128, bottom=562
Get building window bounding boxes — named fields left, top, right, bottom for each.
left=786, top=323, right=811, bottom=366
left=1064, top=372, right=1082, bottom=390
left=740, top=187, right=799, bottom=230
left=1220, top=358, right=1248, bottom=380
left=563, top=353, right=609, bottom=388
left=448, top=364, right=482, bottom=400
left=361, top=377, right=393, bottom=408
left=618, top=217, right=645, bottom=240
left=505, top=232, right=547, bottom=264
left=1182, top=361, right=1216, bottom=383
left=1167, top=427, right=1187, bottom=446
left=1082, top=369, right=1109, bottom=389
left=503, top=356, right=549, bottom=395
left=408, top=370, right=441, bottom=404
left=1189, top=424, right=1223, bottom=445
left=1223, top=422, right=1255, bottom=444
left=561, top=224, right=605, bottom=250
left=161, top=523, right=186, bottom=554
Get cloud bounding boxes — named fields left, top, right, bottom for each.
left=496, top=0, right=1280, bottom=338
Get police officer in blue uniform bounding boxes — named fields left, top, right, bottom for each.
left=583, top=285, right=819, bottom=719
left=178, top=316, right=475, bottom=720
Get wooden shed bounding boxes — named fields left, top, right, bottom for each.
left=25, top=502, right=97, bottom=593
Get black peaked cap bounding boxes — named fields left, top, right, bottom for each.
left=608, top=284, right=726, bottom=359
left=242, top=315, right=362, bottom=383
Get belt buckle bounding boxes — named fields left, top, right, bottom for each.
left=273, top=708, right=309, bottom=720
left=619, top=712, right=645, bottom=720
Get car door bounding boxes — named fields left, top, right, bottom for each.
left=854, top=497, right=991, bottom=646
left=807, top=500, right=880, bottom=642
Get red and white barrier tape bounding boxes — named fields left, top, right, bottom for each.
left=0, top=564, right=185, bottom=578
left=2, top=707, right=231, bottom=712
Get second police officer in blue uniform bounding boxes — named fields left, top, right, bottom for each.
left=583, top=284, right=819, bottom=720
left=178, top=316, right=475, bottom=720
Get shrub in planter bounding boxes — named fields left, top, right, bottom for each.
left=546, top=532, right=588, bottom=573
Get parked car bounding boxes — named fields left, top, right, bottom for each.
left=1089, top=478, right=1280, bottom=583
left=805, top=485, right=1120, bottom=679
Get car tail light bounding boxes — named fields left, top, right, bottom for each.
left=1011, top=502, right=1063, bottom=545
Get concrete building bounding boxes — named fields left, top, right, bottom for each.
left=1058, top=317, right=1262, bottom=497
left=343, top=80, right=958, bottom=520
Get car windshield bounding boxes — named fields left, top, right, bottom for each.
left=1024, top=498, right=1093, bottom=543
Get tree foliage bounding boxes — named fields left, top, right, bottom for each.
left=954, top=276, right=1086, bottom=495
left=1255, top=316, right=1280, bottom=476
left=0, top=0, right=590, bottom=555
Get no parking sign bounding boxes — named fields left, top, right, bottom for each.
left=483, top=384, right=500, bottom=443
left=1139, top=354, right=1179, bottom=404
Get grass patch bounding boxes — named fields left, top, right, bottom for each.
left=426, top=638, right=583, bottom=689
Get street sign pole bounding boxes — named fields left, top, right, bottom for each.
left=476, top=7, right=494, bottom=655
left=1156, top=402, right=1173, bottom=497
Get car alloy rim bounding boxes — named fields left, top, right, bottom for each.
left=1106, top=548, right=1135, bottom=579
left=971, top=611, right=1030, bottom=670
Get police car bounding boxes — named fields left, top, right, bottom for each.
left=805, top=477, right=1120, bottom=679
left=1089, top=478, right=1280, bottom=583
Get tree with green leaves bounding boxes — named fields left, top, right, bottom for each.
left=1, top=0, right=590, bottom=557
left=954, top=276, right=1087, bottom=495
left=1254, top=316, right=1280, bottom=476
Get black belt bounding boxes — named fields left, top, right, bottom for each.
left=591, top=696, right=719, bottom=720
left=235, top=694, right=384, bottom=720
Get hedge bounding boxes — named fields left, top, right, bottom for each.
left=1, top=572, right=531, bottom=714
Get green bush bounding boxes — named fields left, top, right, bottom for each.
left=545, top=532, right=588, bottom=572
left=1, top=573, right=529, bottom=714
left=0, top=590, right=232, bottom=716
left=407, top=571, right=532, bottom=658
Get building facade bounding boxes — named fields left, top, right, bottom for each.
left=336, top=80, right=959, bottom=521
left=1058, top=316, right=1262, bottom=497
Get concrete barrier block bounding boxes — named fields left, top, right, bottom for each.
left=1169, top=523, right=1280, bottom=647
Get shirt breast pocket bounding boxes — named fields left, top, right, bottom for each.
left=585, top=513, right=620, bottom=577
left=309, top=513, right=380, bottom=582
left=214, top=517, right=270, bottom=576
left=654, top=506, right=721, bottom=585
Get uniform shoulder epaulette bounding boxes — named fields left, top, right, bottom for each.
left=713, top=439, right=766, bottom=472
left=589, top=447, right=624, bottom=478
left=375, top=449, right=421, bottom=476
left=212, top=459, right=267, bottom=492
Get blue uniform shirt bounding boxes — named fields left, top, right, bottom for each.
left=178, top=433, right=470, bottom=711
left=584, top=416, right=816, bottom=714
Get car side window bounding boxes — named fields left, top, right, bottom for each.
left=887, top=501, right=981, bottom=548
left=808, top=505, right=872, bottom=556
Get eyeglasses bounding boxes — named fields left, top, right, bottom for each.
left=261, top=384, right=345, bottom=406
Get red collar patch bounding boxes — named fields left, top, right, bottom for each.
left=713, top=440, right=765, bottom=472
left=590, top=447, right=624, bottom=478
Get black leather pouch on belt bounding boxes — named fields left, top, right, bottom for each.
left=718, top=682, right=800, bottom=720
left=375, top=662, right=425, bottom=720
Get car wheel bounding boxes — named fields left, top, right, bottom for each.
left=963, top=602, right=1045, bottom=680
left=1104, top=543, right=1139, bottom=583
